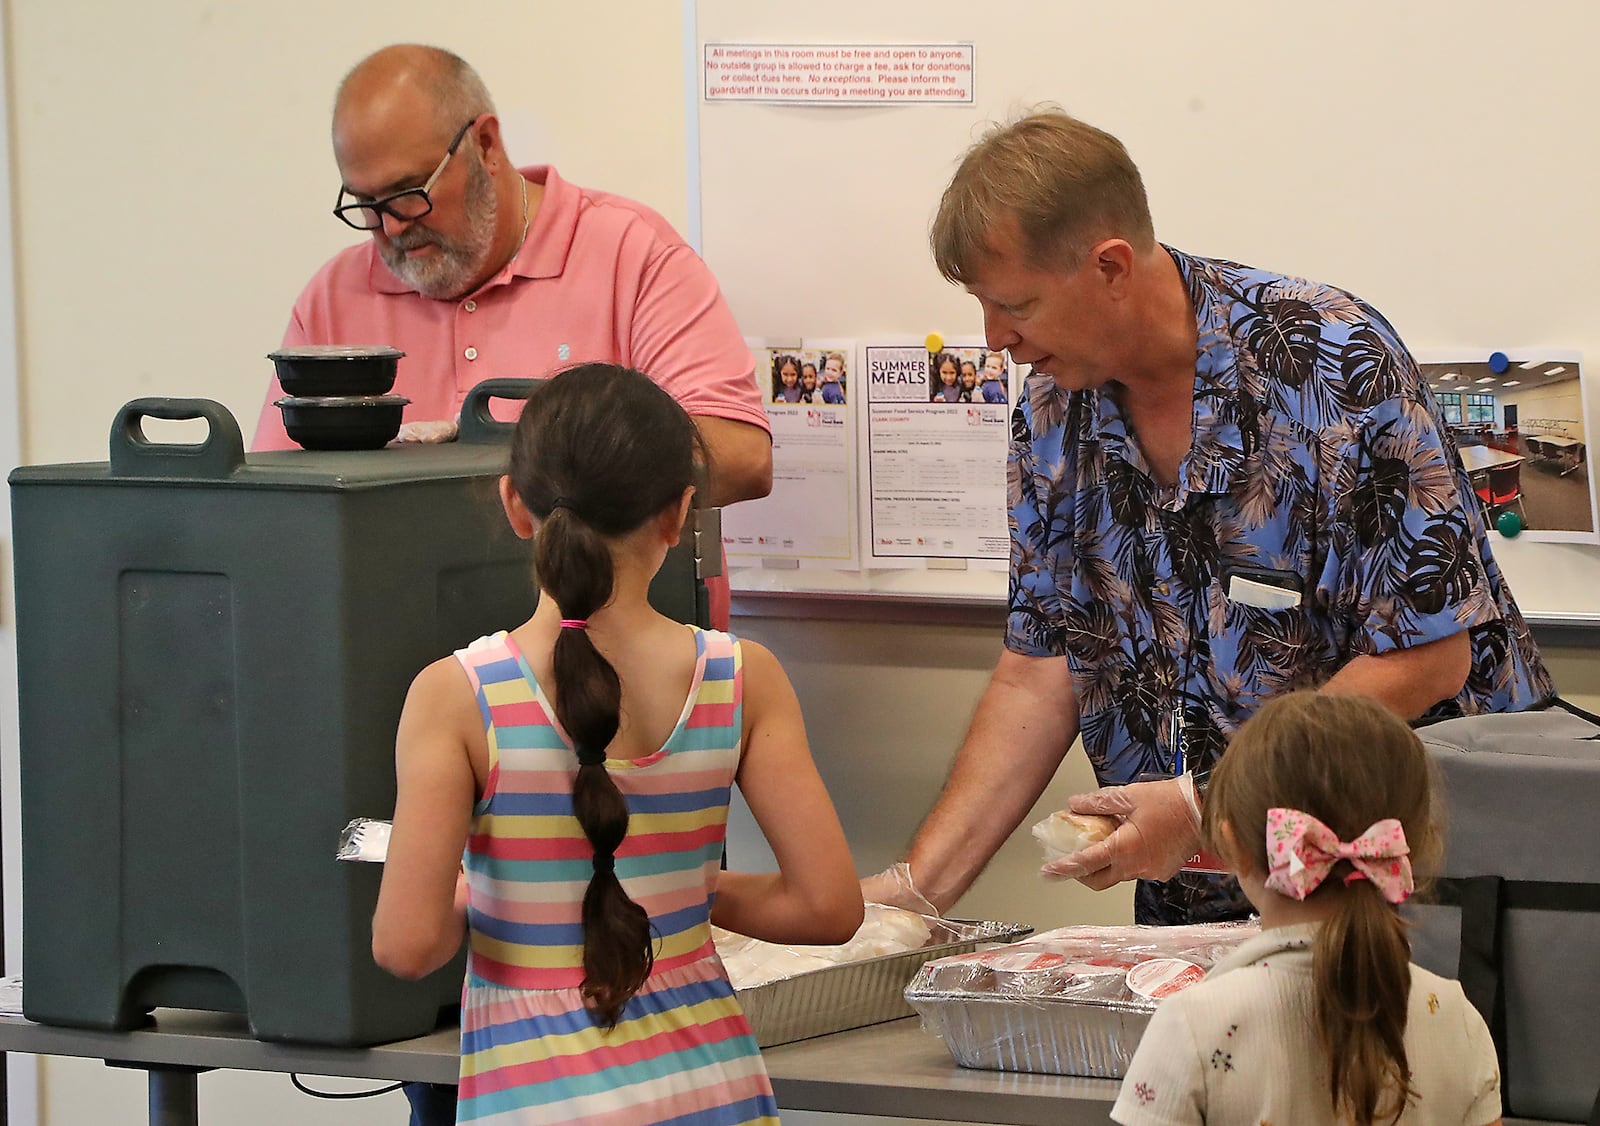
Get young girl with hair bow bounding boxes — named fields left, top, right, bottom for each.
left=1113, top=690, right=1502, bottom=1126
left=372, top=364, right=862, bottom=1125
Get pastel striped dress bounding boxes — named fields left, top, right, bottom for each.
left=452, top=627, right=779, bottom=1126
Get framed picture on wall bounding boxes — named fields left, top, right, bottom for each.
left=1418, top=350, right=1597, bottom=545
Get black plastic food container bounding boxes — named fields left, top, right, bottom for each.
left=274, top=393, right=411, bottom=450
left=267, top=344, right=404, bottom=397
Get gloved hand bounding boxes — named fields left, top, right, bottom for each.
left=1040, top=775, right=1202, bottom=890
left=860, top=861, right=941, bottom=917
left=391, top=419, right=459, bottom=444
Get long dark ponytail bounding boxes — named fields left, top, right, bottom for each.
left=508, top=364, right=703, bottom=1027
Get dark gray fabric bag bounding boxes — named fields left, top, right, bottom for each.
left=1407, top=702, right=1600, bottom=1124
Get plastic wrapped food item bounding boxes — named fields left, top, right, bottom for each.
left=714, top=909, right=1032, bottom=1047
left=713, top=904, right=934, bottom=989
left=714, top=936, right=839, bottom=989
left=1030, top=810, right=1117, bottom=862
left=335, top=817, right=391, bottom=862
left=904, top=920, right=1259, bottom=1078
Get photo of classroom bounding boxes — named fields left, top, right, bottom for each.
left=1422, top=358, right=1595, bottom=535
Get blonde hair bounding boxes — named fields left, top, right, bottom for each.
left=1204, top=691, right=1441, bottom=1126
left=930, top=107, right=1155, bottom=284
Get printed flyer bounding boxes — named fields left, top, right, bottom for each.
left=860, top=340, right=1013, bottom=565
left=721, top=339, right=859, bottom=567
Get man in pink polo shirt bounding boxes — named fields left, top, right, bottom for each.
left=254, top=45, right=770, bottom=631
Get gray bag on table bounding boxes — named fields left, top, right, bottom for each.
left=1407, top=702, right=1600, bottom=1124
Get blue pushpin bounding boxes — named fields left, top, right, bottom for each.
left=1496, top=510, right=1523, bottom=538
left=1488, top=351, right=1510, bottom=374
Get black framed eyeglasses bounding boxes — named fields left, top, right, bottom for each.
left=332, top=118, right=477, bottom=231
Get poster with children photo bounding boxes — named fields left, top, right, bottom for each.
left=726, top=340, right=859, bottom=569
left=769, top=349, right=848, bottom=405
left=769, top=351, right=807, bottom=404
left=928, top=346, right=1009, bottom=405
left=811, top=349, right=848, bottom=404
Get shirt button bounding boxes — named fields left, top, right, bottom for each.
left=1155, top=582, right=1170, bottom=596
left=464, top=346, right=478, bottom=361
left=463, top=300, right=477, bottom=313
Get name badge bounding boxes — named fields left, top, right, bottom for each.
left=1227, top=574, right=1302, bottom=611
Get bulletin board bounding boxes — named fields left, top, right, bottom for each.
left=692, top=1, right=1600, bottom=624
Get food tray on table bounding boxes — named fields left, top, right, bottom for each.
left=718, top=911, right=1032, bottom=1048
left=904, top=921, right=1259, bottom=1079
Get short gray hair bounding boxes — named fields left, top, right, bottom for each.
left=931, top=108, right=1154, bottom=284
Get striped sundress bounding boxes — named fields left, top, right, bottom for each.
left=451, top=627, right=780, bottom=1126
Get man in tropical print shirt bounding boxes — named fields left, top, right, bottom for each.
left=865, top=110, right=1553, bottom=925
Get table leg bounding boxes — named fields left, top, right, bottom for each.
left=148, top=1066, right=201, bottom=1126
left=108, top=1061, right=207, bottom=1126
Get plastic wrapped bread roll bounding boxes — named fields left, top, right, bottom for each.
left=712, top=904, right=935, bottom=989
left=1031, top=810, right=1118, bottom=862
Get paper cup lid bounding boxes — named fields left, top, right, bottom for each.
left=1125, top=957, right=1206, bottom=1000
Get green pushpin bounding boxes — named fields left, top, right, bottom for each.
left=1496, top=510, right=1523, bottom=537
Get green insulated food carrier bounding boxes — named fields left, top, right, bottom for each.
left=8, top=383, right=714, bottom=1047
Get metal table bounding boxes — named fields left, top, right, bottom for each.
left=0, top=1011, right=1569, bottom=1126
left=0, top=1011, right=1118, bottom=1126
left=0, top=1009, right=457, bottom=1125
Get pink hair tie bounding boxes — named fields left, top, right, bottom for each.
left=558, top=619, right=588, bottom=630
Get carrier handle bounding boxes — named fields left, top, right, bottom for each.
left=110, top=398, right=247, bottom=480
left=457, top=378, right=540, bottom=444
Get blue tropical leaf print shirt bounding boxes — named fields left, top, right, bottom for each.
left=1006, top=247, right=1554, bottom=923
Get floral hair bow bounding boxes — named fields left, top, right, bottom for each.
left=1264, top=808, right=1414, bottom=905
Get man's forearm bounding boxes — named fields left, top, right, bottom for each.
left=905, top=649, right=1079, bottom=912
left=694, top=415, right=773, bottom=507
left=1321, top=629, right=1472, bottom=720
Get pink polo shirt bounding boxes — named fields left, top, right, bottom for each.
left=255, top=165, right=759, bottom=626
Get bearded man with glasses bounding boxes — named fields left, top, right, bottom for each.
left=252, top=46, right=772, bottom=584
left=330, top=113, right=494, bottom=299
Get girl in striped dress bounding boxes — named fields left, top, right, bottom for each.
left=373, top=363, right=864, bottom=1125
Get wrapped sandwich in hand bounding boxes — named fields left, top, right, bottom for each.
left=1031, top=810, right=1118, bottom=863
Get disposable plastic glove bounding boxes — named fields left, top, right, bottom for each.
left=1039, top=774, right=1202, bottom=889
left=860, top=861, right=941, bottom=917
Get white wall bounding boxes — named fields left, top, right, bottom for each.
left=0, top=0, right=26, bottom=1118
left=1501, top=379, right=1587, bottom=444
left=695, top=0, right=1600, bottom=619
left=7, top=1, right=690, bottom=468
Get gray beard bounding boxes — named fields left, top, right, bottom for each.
left=379, top=154, right=499, bottom=300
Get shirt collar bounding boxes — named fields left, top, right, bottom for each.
left=1207, top=922, right=1318, bottom=979
left=1073, top=246, right=1251, bottom=502
left=368, top=165, right=571, bottom=297
left=1171, top=246, right=1251, bottom=498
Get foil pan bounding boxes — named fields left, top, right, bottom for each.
left=735, top=917, right=1031, bottom=1048
left=904, top=992, right=1153, bottom=1078
left=904, top=921, right=1259, bottom=1079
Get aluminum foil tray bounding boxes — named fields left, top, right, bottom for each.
left=904, top=921, right=1260, bottom=1079
left=736, top=917, right=1031, bottom=1048
left=904, top=991, right=1154, bottom=1078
